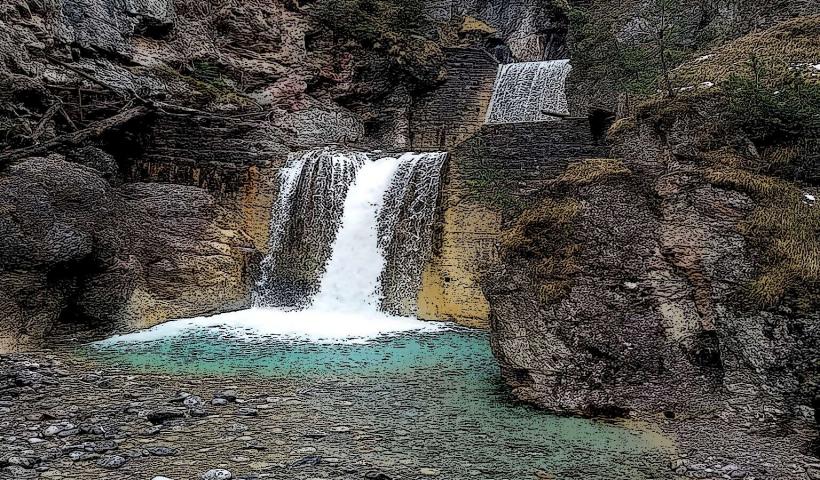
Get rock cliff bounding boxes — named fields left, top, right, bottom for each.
left=484, top=15, right=820, bottom=475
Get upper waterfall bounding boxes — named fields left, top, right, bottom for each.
left=485, top=59, right=572, bottom=124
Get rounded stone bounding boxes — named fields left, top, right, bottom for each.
left=96, top=455, right=127, bottom=469
left=202, top=469, right=232, bottom=480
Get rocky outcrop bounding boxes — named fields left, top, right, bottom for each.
left=429, top=0, right=569, bottom=61
left=486, top=122, right=819, bottom=476
left=486, top=15, right=820, bottom=418
left=0, top=153, right=258, bottom=350
left=418, top=119, right=609, bottom=326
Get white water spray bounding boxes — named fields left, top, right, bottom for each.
left=312, top=157, right=401, bottom=312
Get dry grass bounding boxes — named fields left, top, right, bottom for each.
left=501, top=198, right=580, bottom=255
left=501, top=199, right=581, bottom=305
left=761, top=145, right=801, bottom=167
left=705, top=165, right=787, bottom=198
left=538, top=281, right=573, bottom=304
left=558, top=158, right=631, bottom=185
left=672, top=15, right=820, bottom=87
left=706, top=165, right=820, bottom=308
left=608, top=118, right=637, bottom=138
left=460, top=16, right=496, bottom=35
left=702, top=147, right=748, bottom=168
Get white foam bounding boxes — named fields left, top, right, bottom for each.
left=97, top=308, right=446, bottom=345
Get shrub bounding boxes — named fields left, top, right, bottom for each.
left=311, top=0, right=444, bottom=86
left=724, top=70, right=820, bottom=145
left=312, top=0, right=426, bottom=45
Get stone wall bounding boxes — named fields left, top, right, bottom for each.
left=418, top=118, right=609, bottom=327
left=409, top=48, right=498, bottom=150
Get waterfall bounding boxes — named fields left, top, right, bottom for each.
left=310, top=157, right=401, bottom=312
left=379, top=153, right=446, bottom=315
left=256, top=148, right=447, bottom=315
left=254, top=149, right=368, bottom=308
left=99, top=148, right=448, bottom=344
left=485, top=59, right=572, bottom=124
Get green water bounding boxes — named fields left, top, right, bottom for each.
left=86, top=327, right=674, bottom=479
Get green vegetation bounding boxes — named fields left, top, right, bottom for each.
left=463, top=170, right=524, bottom=212
left=615, top=14, right=820, bottom=312
left=670, top=16, right=820, bottom=88
left=724, top=68, right=820, bottom=145
left=153, top=62, right=253, bottom=108
left=311, top=0, right=444, bottom=84
left=569, top=0, right=690, bottom=98
left=312, top=0, right=426, bottom=44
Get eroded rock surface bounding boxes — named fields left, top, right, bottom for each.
left=0, top=153, right=257, bottom=349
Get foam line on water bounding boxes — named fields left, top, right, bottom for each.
left=96, top=308, right=448, bottom=345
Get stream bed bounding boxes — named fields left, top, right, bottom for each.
left=78, top=326, right=675, bottom=479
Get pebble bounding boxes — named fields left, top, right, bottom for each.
left=420, top=468, right=440, bottom=476
left=147, top=446, right=177, bottom=456
left=212, top=398, right=228, bottom=406
left=91, top=440, right=118, bottom=453
left=364, top=471, right=392, bottom=479
left=69, top=451, right=99, bottom=461
left=237, top=408, right=257, bottom=417
left=202, top=469, right=233, bottom=480
left=8, top=456, right=37, bottom=469
left=152, top=477, right=173, bottom=480
left=96, top=455, right=127, bottom=469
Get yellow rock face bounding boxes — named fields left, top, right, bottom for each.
left=417, top=193, right=500, bottom=329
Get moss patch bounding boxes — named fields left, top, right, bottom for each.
left=153, top=63, right=254, bottom=108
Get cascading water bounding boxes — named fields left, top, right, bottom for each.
left=485, top=59, right=572, bottom=124
left=256, top=148, right=446, bottom=315
left=101, top=148, right=448, bottom=343
left=379, top=153, right=446, bottom=315
left=254, top=149, right=368, bottom=308
left=310, top=157, right=402, bottom=312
